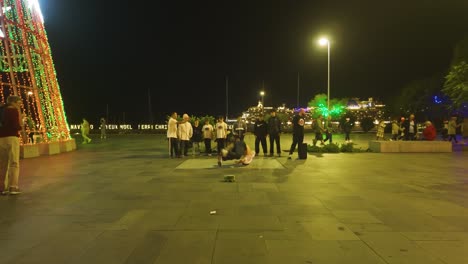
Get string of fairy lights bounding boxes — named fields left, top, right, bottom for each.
left=0, top=0, right=70, bottom=144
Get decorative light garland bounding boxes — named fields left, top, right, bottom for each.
left=0, top=0, right=70, bottom=143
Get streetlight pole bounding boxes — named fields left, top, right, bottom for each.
left=260, top=91, right=265, bottom=108
left=319, top=37, right=330, bottom=111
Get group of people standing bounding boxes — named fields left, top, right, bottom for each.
left=389, top=114, right=464, bottom=142
left=251, top=110, right=282, bottom=157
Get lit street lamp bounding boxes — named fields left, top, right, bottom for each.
left=260, top=90, right=265, bottom=108
left=319, top=37, right=330, bottom=111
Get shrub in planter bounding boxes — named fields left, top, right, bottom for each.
left=307, top=145, right=322, bottom=153
left=321, top=143, right=341, bottom=153
left=340, top=142, right=355, bottom=152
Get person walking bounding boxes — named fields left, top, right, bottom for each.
left=323, top=116, right=333, bottom=144
left=81, top=118, right=92, bottom=144
left=448, top=116, right=461, bottom=143
left=312, top=115, right=325, bottom=146
left=254, top=115, right=268, bottom=157
left=99, top=117, right=107, bottom=139
left=288, top=108, right=306, bottom=159
left=267, top=110, right=282, bottom=156
left=342, top=117, right=353, bottom=143
left=0, top=95, right=23, bottom=195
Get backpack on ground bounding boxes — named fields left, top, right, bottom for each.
left=298, top=143, right=307, bottom=159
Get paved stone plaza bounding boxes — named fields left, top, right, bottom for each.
left=0, top=133, right=467, bottom=264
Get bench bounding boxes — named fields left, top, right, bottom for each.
left=368, top=140, right=452, bottom=153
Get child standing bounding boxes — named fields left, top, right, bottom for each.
left=391, top=119, right=399, bottom=141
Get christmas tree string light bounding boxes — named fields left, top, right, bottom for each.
left=0, top=0, right=71, bottom=143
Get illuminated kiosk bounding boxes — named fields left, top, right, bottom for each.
left=0, top=0, right=75, bottom=158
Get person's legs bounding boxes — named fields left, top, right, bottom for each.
left=289, top=135, right=298, bottom=158
left=7, top=137, right=20, bottom=193
left=217, top=139, right=225, bottom=167
left=0, top=137, right=10, bottom=192
left=261, top=137, right=267, bottom=155
left=270, top=134, right=281, bottom=155
left=255, top=137, right=260, bottom=155
left=171, top=138, right=180, bottom=157
left=269, top=135, right=275, bottom=155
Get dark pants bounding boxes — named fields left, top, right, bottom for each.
left=324, top=131, right=332, bottom=143
left=216, top=138, right=225, bottom=154
left=269, top=133, right=281, bottom=154
left=405, top=133, right=415, bottom=141
left=289, top=133, right=304, bottom=155
left=204, top=138, right=212, bottom=154
left=448, top=134, right=458, bottom=143
left=345, top=132, right=351, bottom=141
left=169, top=138, right=179, bottom=157
left=255, top=136, right=267, bottom=155
left=180, top=140, right=189, bottom=156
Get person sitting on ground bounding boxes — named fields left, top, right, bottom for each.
left=422, top=121, right=436, bottom=141
left=219, top=136, right=255, bottom=166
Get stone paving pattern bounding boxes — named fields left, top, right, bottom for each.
left=0, top=133, right=467, bottom=264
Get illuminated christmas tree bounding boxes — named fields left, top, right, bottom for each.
left=0, top=0, right=70, bottom=143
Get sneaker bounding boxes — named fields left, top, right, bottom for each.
left=9, top=187, right=21, bottom=195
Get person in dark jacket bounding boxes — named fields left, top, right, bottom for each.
left=267, top=110, right=282, bottom=156
left=288, top=108, right=306, bottom=159
left=342, top=117, right=353, bottom=143
left=254, top=115, right=268, bottom=156
left=191, top=119, right=203, bottom=156
left=0, top=96, right=23, bottom=195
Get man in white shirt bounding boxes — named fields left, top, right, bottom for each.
left=215, top=116, right=228, bottom=167
left=178, top=114, right=193, bottom=157
left=202, top=120, right=214, bottom=156
left=167, top=112, right=182, bottom=158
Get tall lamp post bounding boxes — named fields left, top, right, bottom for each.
left=319, top=37, right=330, bottom=111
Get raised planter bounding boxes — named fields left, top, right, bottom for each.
left=20, top=144, right=40, bottom=158
left=39, top=141, right=61, bottom=155
left=369, top=140, right=452, bottom=153
left=59, top=139, right=77, bottom=152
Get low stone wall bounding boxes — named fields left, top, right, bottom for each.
left=368, top=140, right=452, bottom=153
left=20, top=138, right=77, bottom=159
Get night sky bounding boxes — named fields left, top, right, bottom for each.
left=40, top=0, right=468, bottom=124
